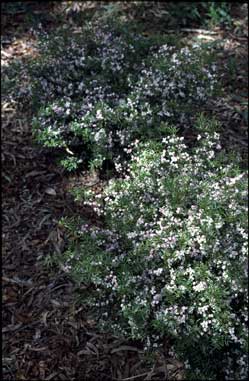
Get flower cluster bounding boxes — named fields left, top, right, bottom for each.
left=29, top=22, right=218, bottom=170
left=59, top=117, right=248, bottom=380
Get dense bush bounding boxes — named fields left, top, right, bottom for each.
left=58, top=117, right=248, bottom=380
left=30, top=22, right=217, bottom=170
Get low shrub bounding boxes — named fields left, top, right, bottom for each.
left=58, top=117, right=248, bottom=380
left=29, top=21, right=218, bottom=171
left=164, top=2, right=232, bottom=28
left=61, top=2, right=233, bottom=29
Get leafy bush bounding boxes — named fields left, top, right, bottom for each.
left=203, top=2, right=232, bottom=27
left=58, top=117, right=248, bottom=380
left=164, top=2, right=232, bottom=28
left=29, top=22, right=218, bottom=170
left=60, top=2, right=233, bottom=29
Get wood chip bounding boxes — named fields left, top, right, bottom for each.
left=44, top=188, right=57, bottom=196
left=2, top=323, right=23, bottom=333
left=111, top=346, right=142, bottom=354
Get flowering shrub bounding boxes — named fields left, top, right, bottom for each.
left=59, top=117, right=248, bottom=380
left=30, top=22, right=218, bottom=170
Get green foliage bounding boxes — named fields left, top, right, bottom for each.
left=165, top=2, right=232, bottom=27
left=58, top=117, right=248, bottom=380
left=60, top=2, right=233, bottom=29
left=28, top=21, right=218, bottom=171
left=205, top=2, right=232, bottom=27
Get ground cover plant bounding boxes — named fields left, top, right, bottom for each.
left=56, top=117, right=248, bottom=379
left=57, top=116, right=248, bottom=380
left=28, top=20, right=218, bottom=171
left=24, top=15, right=248, bottom=380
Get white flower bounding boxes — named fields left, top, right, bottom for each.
left=193, top=282, right=207, bottom=292
left=96, top=109, right=103, bottom=120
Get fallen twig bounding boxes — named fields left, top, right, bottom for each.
left=167, top=28, right=219, bottom=34
left=113, top=372, right=151, bottom=381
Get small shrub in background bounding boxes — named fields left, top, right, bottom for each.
left=59, top=2, right=233, bottom=29
left=58, top=117, right=248, bottom=380
left=163, top=2, right=232, bottom=28
left=28, top=21, right=218, bottom=171
left=204, top=2, right=232, bottom=28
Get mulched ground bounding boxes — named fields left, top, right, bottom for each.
left=2, top=3, right=248, bottom=381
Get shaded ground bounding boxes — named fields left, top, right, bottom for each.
left=2, top=3, right=248, bottom=380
